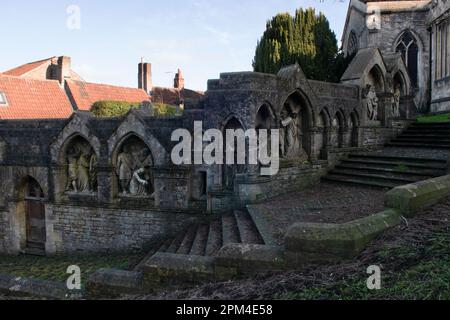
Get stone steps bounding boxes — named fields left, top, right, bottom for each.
left=222, top=212, right=242, bottom=245
left=335, top=163, right=441, bottom=177
left=323, top=122, right=450, bottom=189
left=324, top=174, right=399, bottom=189
left=328, top=169, right=419, bottom=184
left=386, top=142, right=450, bottom=149
left=205, top=219, right=223, bottom=256
left=234, top=210, right=265, bottom=245
left=141, top=209, right=264, bottom=265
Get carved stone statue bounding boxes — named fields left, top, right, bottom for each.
left=393, top=85, right=401, bottom=118
left=280, top=110, right=301, bottom=158
left=116, top=145, right=134, bottom=195
left=65, top=140, right=97, bottom=193
left=66, top=147, right=79, bottom=192
left=77, top=152, right=91, bottom=192
left=129, top=167, right=149, bottom=196
left=366, top=85, right=379, bottom=121
left=115, top=139, right=154, bottom=196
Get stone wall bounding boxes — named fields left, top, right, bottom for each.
left=44, top=205, right=202, bottom=253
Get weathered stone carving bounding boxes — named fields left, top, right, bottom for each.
left=65, top=139, right=97, bottom=193
left=392, top=85, right=401, bottom=118
left=116, top=138, right=154, bottom=197
left=365, top=85, right=379, bottom=121
left=280, top=108, right=302, bottom=159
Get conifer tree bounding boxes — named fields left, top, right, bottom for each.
left=253, top=8, right=347, bottom=82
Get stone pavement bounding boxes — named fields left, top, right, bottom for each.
left=253, top=182, right=386, bottom=245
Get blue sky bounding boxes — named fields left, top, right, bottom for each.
left=0, top=0, right=349, bottom=91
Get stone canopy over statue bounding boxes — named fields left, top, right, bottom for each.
left=116, top=138, right=154, bottom=197
left=65, top=138, right=97, bottom=193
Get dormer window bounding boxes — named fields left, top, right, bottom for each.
left=0, top=92, right=8, bottom=107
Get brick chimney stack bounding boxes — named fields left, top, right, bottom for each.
left=174, top=68, right=185, bottom=90
left=57, top=56, right=72, bottom=84
left=138, top=59, right=152, bottom=94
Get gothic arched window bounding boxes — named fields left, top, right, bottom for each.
left=347, top=31, right=358, bottom=56
left=396, top=31, right=419, bottom=87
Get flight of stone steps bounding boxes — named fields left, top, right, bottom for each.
left=387, top=122, right=450, bottom=149
left=324, top=122, right=450, bottom=189
left=135, top=209, right=264, bottom=270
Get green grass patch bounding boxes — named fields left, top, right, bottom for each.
left=417, top=113, right=450, bottom=123
left=153, top=103, right=182, bottom=117
left=0, top=251, right=145, bottom=283
left=275, top=234, right=450, bottom=300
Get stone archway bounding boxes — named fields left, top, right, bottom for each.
left=222, top=117, right=245, bottom=191
left=333, top=110, right=346, bottom=148
left=350, top=110, right=360, bottom=147
left=317, top=109, right=331, bottom=160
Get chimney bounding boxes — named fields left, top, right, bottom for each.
left=138, top=60, right=152, bottom=94
left=174, top=68, right=185, bottom=90
left=57, top=56, right=72, bottom=84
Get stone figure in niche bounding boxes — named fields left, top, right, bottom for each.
left=392, top=85, right=401, bottom=118
left=65, top=139, right=97, bottom=193
left=77, top=152, right=90, bottom=192
left=116, top=139, right=154, bottom=196
left=366, top=85, right=379, bottom=121
left=280, top=109, right=300, bottom=158
left=129, top=167, right=149, bottom=195
left=66, top=147, right=79, bottom=192
left=117, top=146, right=134, bottom=195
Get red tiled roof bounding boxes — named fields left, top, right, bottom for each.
left=66, top=80, right=150, bottom=111
left=152, top=87, right=204, bottom=105
left=0, top=74, right=74, bottom=119
left=3, top=57, right=55, bottom=77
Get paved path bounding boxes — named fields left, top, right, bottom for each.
left=254, top=182, right=386, bottom=245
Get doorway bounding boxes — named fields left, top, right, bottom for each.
left=24, top=178, right=46, bottom=252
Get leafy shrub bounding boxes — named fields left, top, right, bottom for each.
left=153, top=103, right=181, bottom=117
left=91, top=101, right=141, bottom=118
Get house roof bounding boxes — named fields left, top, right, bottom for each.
left=0, top=74, right=74, bottom=119
left=66, top=80, right=151, bottom=111
left=3, top=57, right=55, bottom=77
left=152, top=87, right=204, bottom=106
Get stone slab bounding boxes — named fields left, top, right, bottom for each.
left=86, top=269, right=144, bottom=297
left=284, top=209, right=402, bottom=264
left=385, top=174, right=450, bottom=217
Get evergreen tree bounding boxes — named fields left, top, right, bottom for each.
left=253, top=8, right=348, bottom=82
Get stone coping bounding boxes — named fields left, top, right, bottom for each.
left=385, top=174, right=450, bottom=217
left=0, top=273, right=78, bottom=300
left=284, top=209, right=402, bottom=263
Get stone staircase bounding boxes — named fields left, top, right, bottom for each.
left=135, top=209, right=264, bottom=271
left=387, top=122, right=450, bottom=149
left=324, top=122, right=450, bottom=189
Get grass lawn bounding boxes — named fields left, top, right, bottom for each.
left=417, top=113, right=450, bottom=123
left=0, top=251, right=145, bottom=283
left=275, top=233, right=450, bottom=300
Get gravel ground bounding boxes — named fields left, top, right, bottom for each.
left=126, top=195, right=450, bottom=300
left=253, top=182, right=386, bottom=245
